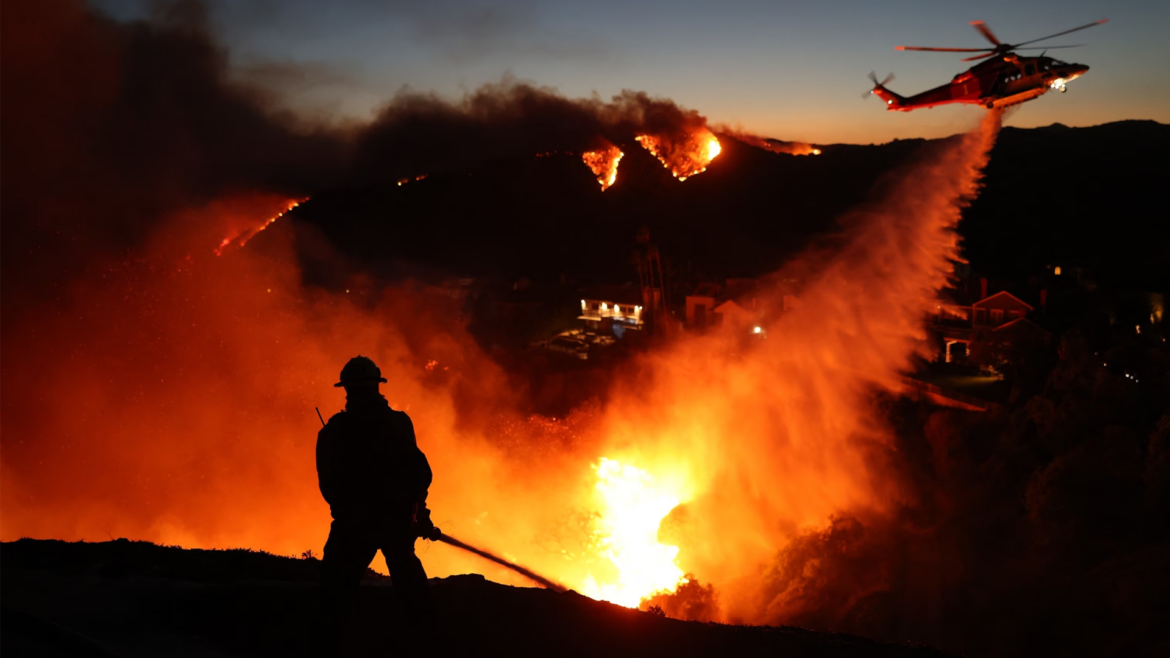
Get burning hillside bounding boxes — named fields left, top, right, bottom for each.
left=722, top=130, right=822, bottom=156
left=581, top=143, right=624, bottom=191
left=635, top=129, right=722, bottom=181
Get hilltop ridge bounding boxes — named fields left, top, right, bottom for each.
left=1, top=538, right=957, bottom=657
left=277, top=120, right=1168, bottom=291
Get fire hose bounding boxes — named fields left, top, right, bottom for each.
left=427, top=530, right=567, bottom=592
left=315, top=408, right=566, bottom=593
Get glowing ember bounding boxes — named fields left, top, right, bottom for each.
left=635, top=129, right=722, bottom=181
left=582, top=458, right=688, bottom=608
left=214, top=198, right=307, bottom=256
left=581, top=144, right=624, bottom=191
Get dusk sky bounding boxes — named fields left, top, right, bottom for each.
left=93, top=0, right=1170, bottom=144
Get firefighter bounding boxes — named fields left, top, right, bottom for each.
left=316, top=355, right=438, bottom=644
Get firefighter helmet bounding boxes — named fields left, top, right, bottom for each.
left=334, top=355, right=388, bottom=387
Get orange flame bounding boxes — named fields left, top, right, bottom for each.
left=214, top=197, right=307, bottom=256
left=581, top=144, right=624, bottom=191
left=397, top=175, right=429, bottom=187
left=581, top=458, right=690, bottom=606
left=635, top=129, right=722, bottom=181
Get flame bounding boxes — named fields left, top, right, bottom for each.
left=582, top=458, right=689, bottom=607
left=214, top=197, right=307, bottom=256
left=581, top=144, right=624, bottom=191
left=723, top=132, right=821, bottom=156
left=635, top=129, right=721, bottom=181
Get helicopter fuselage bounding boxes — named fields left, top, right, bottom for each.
left=872, top=55, right=1089, bottom=111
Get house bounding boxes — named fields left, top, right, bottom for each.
left=713, top=299, right=757, bottom=332
left=931, top=281, right=1050, bottom=363
left=685, top=282, right=721, bottom=328
left=579, top=285, right=645, bottom=337
left=684, top=279, right=765, bottom=334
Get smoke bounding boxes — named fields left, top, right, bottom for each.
left=352, top=79, right=716, bottom=184
left=0, top=0, right=346, bottom=317
left=19, top=3, right=1136, bottom=654
left=0, top=1, right=722, bottom=316
left=721, top=130, right=821, bottom=156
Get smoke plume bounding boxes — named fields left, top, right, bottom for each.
left=353, top=80, right=718, bottom=185
left=0, top=0, right=345, bottom=318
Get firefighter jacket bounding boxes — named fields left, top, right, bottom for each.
left=316, top=397, right=433, bottom=522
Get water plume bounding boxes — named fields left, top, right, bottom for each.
left=587, top=110, right=1003, bottom=619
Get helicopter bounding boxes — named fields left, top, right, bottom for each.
left=867, top=19, right=1107, bottom=111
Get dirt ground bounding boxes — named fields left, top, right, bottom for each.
left=1, top=538, right=955, bottom=658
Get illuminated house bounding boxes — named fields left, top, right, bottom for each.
left=932, top=283, right=1049, bottom=363
left=579, top=285, right=644, bottom=336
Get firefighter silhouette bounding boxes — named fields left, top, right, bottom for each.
left=316, top=355, right=439, bottom=644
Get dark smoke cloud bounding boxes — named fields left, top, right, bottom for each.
left=0, top=0, right=346, bottom=316
left=351, top=78, right=711, bottom=184
left=1, top=1, right=715, bottom=314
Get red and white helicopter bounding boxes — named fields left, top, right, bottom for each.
left=868, top=19, right=1107, bottom=111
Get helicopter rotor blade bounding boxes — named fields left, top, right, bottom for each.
left=881, top=72, right=895, bottom=86
left=960, top=52, right=999, bottom=62
left=1013, top=19, right=1108, bottom=47
left=896, top=46, right=994, bottom=52
left=970, top=21, right=1002, bottom=46
left=1014, top=45, right=1083, bottom=50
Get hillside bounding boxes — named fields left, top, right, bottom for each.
left=280, top=120, right=1169, bottom=290
left=1, top=538, right=957, bottom=657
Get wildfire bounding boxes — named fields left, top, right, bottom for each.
left=635, top=129, right=722, bottom=181
left=581, top=145, right=624, bottom=191
left=725, top=132, right=821, bottom=156
left=397, top=175, right=429, bottom=186
left=706, top=137, right=722, bottom=161
left=214, top=198, right=307, bottom=256
left=582, top=458, right=689, bottom=608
